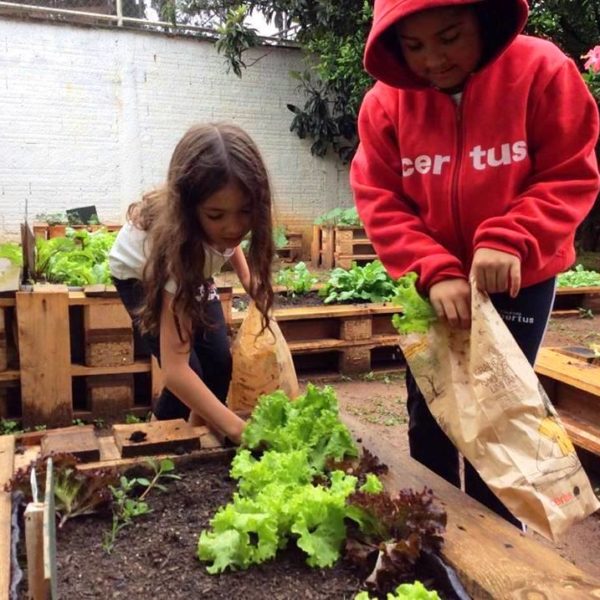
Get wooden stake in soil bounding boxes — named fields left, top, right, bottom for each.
left=43, top=458, right=57, bottom=600
left=24, top=502, right=46, bottom=600
left=0, top=435, right=15, bottom=600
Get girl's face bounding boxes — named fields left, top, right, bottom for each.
left=196, top=181, right=252, bottom=252
left=395, top=6, right=483, bottom=92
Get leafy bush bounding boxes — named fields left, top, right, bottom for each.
left=320, top=260, right=396, bottom=304
left=35, top=228, right=117, bottom=286
left=557, top=264, right=600, bottom=287
left=276, top=261, right=318, bottom=296
left=0, top=243, right=23, bottom=266
left=315, top=206, right=361, bottom=227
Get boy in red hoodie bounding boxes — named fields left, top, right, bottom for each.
left=351, top=0, right=599, bottom=525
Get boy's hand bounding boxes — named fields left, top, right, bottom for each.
left=471, top=248, right=521, bottom=297
left=429, top=278, right=471, bottom=329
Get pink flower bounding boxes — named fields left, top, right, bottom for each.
left=583, top=45, right=600, bottom=74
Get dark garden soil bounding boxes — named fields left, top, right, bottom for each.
left=17, top=459, right=364, bottom=600
left=233, top=291, right=326, bottom=311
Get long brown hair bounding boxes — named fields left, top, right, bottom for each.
left=130, top=122, right=274, bottom=339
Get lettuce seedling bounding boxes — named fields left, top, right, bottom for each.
left=7, top=453, right=118, bottom=527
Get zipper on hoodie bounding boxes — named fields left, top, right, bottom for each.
left=450, top=88, right=469, bottom=262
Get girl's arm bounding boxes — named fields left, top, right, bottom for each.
left=159, top=290, right=245, bottom=443
left=229, top=245, right=253, bottom=296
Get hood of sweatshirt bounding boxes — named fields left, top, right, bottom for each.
left=364, top=0, right=529, bottom=89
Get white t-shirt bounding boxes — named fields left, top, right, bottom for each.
left=108, top=222, right=235, bottom=293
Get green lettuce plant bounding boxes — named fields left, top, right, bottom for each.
left=276, top=261, right=318, bottom=296
left=320, top=260, right=396, bottom=304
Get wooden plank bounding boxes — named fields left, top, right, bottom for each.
left=43, top=458, right=57, bottom=599
left=0, top=369, right=19, bottom=383
left=0, top=435, right=15, bottom=600
left=112, top=419, right=201, bottom=458
left=320, top=226, right=335, bottom=269
left=553, top=384, right=600, bottom=427
left=341, top=413, right=600, bottom=599
left=71, top=359, right=151, bottom=376
left=288, top=334, right=400, bottom=354
left=41, top=425, right=101, bottom=462
left=17, top=287, right=73, bottom=428
left=232, top=303, right=400, bottom=325
left=97, top=433, right=122, bottom=462
left=310, top=224, right=321, bottom=267
left=559, top=412, right=600, bottom=456
left=535, top=348, right=600, bottom=397
left=25, top=503, right=47, bottom=600
left=555, top=286, right=600, bottom=295
left=14, top=445, right=42, bottom=473
left=0, top=308, right=6, bottom=371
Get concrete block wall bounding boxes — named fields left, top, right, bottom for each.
left=0, top=18, right=352, bottom=242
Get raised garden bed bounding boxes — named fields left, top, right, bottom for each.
left=2, top=415, right=600, bottom=599
left=310, top=224, right=376, bottom=269
left=229, top=290, right=403, bottom=377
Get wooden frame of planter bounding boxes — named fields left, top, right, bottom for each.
left=0, top=285, right=156, bottom=429
left=553, top=285, right=600, bottom=314
left=1, top=417, right=599, bottom=598
left=535, top=347, right=600, bottom=472
left=310, top=224, right=377, bottom=269
left=230, top=302, right=403, bottom=376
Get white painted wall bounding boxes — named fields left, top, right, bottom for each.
left=0, top=18, right=352, bottom=240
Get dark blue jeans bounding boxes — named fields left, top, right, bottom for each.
left=406, top=277, right=556, bottom=527
left=113, top=278, right=232, bottom=420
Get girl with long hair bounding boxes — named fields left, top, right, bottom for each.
left=109, top=122, right=274, bottom=443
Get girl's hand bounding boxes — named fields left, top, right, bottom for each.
left=471, top=248, right=521, bottom=297
left=429, top=278, right=471, bottom=329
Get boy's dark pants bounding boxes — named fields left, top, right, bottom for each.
left=113, top=278, right=231, bottom=420
left=406, top=277, right=556, bottom=526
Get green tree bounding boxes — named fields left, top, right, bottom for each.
left=188, top=0, right=600, bottom=250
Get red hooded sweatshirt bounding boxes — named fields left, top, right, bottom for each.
left=350, top=0, right=600, bottom=292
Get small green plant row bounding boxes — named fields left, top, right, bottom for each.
left=275, top=260, right=600, bottom=303
left=276, top=259, right=402, bottom=304
left=0, top=413, right=151, bottom=437
left=6, top=452, right=180, bottom=553
left=314, top=206, right=362, bottom=227
left=35, top=212, right=100, bottom=226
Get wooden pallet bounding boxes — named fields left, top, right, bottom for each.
left=311, top=224, right=377, bottom=269
left=553, top=286, right=600, bottom=312
left=231, top=303, right=403, bottom=376
left=535, top=347, right=600, bottom=468
left=333, top=225, right=377, bottom=269
left=310, top=225, right=336, bottom=269
left=276, top=231, right=303, bottom=262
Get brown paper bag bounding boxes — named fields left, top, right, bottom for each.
left=398, top=285, right=599, bottom=541
left=227, top=302, right=299, bottom=413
